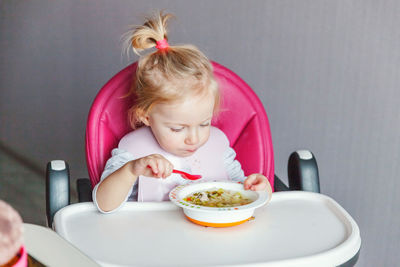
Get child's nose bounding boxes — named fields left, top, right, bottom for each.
left=185, top=130, right=199, bottom=145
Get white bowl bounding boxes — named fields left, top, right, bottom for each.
left=169, top=181, right=272, bottom=227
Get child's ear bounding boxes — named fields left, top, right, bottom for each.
left=141, top=116, right=150, bottom=126
left=137, top=109, right=150, bottom=126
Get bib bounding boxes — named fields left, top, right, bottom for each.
left=118, top=126, right=230, bottom=201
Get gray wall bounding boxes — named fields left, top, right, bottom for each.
left=1, top=1, right=399, bottom=266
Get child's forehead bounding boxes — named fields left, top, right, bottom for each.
left=151, top=92, right=215, bottom=122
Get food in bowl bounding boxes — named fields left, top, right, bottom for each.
left=183, top=188, right=253, bottom=207
left=169, top=181, right=272, bottom=227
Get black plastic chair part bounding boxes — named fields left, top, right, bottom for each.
left=338, top=249, right=360, bottom=267
left=46, top=160, right=70, bottom=227
left=273, top=175, right=290, bottom=191
left=288, top=150, right=320, bottom=193
left=77, top=178, right=93, bottom=202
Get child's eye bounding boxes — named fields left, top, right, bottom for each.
left=200, top=122, right=210, bottom=127
left=170, top=127, right=184, bottom=132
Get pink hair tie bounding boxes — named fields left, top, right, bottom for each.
left=156, top=39, right=169, bottom=50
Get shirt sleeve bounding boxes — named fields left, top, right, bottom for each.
left=92, top=148, right=138, bottom=213
left=223, top=146, right=246, bottom=182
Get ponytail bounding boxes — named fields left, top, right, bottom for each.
left=127, top=12, right=173, bottom=54
left=123, top=11, right=219, bottom=129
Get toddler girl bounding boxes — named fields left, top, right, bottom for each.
left=93, top=12, right=270, bottom=213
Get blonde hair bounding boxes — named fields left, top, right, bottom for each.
left=124, top=11, right=219, bottom=128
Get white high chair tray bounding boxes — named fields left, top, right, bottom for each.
left=53, top=191, right=360, bottom=267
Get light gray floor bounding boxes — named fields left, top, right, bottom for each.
left=0, top=146, right=77, bottom=226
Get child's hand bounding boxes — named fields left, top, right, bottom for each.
left=129, top=154, right=174, bottom=179
left=244, top=174, right=269, bottom=191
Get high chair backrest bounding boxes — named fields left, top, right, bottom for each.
left=86, top=62, right=275, bottom=189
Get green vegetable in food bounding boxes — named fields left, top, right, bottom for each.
left=183, top=188, right=252, bottom=207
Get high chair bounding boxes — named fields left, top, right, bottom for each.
left=46, top=62, right=360, bottom=267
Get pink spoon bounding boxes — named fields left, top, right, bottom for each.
left=147, top=166, right=202, bottom=180
left=172, top=169, right=202, bottom=180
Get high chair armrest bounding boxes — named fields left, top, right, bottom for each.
left=46, top=160, right=70, bottom=227
left=288, top=150, right=320, bottom=193
left=77, top=178, right=93, bottom=202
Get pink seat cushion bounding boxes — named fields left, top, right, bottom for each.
left=86, top=62, right=275, bottom=190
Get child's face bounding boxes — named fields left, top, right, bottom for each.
left=141, top=91, right=215, bottom=157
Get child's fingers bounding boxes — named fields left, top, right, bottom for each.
left=243, top=174, right=257, bottom=190
left=244, top=174, right=268, bottom=191
left=164, top=161, right=174, bottom=178
left=157, top=155, right=174, bottom=178
left=146, top=154, right=173, bottom=179
left=146, top=160, right=159, bottom=177
left=250, top=181, right=267, bottom=191
left=156, top=158, right=169, bottom=178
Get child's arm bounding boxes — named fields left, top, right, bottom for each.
left=224, top=147, right=270, bottom=191
left=96, top=154, right=173, bottom=212
left=224, top=147, right=246, bottom=182
left=95, top=161, right=138, bottom=212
